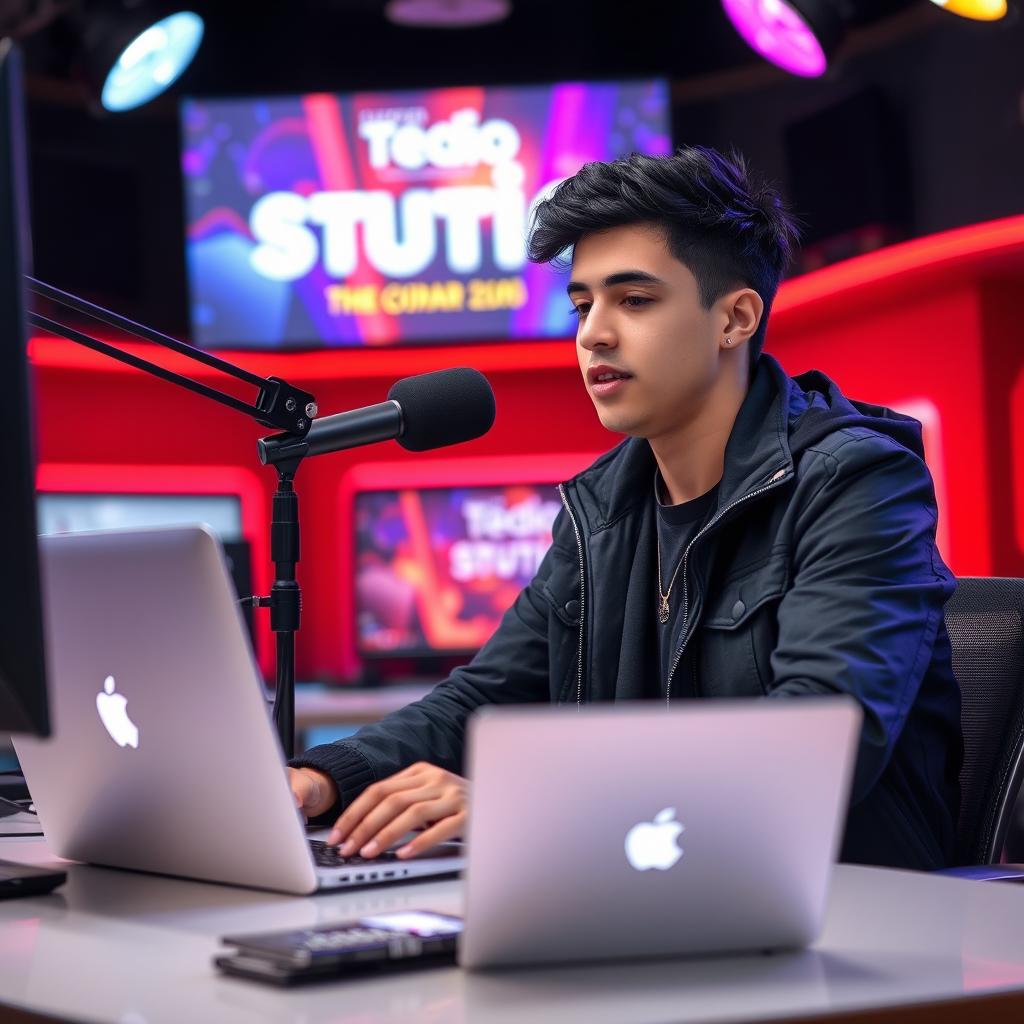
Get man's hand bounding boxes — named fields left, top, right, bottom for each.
left=288, top=766, right=339, bottom=820
left=326, top=762, right=468, bottom=860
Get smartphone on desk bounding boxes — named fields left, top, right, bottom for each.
left=216, top=909, right=462, bottom=987
left=0, top=859, right=66, bottom=899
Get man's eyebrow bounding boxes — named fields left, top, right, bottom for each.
left=566, top=270, right=669, bottom=296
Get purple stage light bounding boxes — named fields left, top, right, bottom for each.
left=721, top=0, right=832, bottom=78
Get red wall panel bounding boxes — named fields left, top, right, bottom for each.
left=29, top=215, right=1024, bottom=682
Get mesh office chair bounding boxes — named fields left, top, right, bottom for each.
left=941, top=577, right=1024, bottom=880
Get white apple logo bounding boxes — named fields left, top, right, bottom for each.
left=96, top=675, right=139, bottom=749
left=624, top=807, right=685, bottom=871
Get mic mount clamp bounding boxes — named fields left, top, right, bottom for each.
left=26, top=275, right=318, bottom=759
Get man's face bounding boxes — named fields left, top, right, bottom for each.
left=569, top=223, right=732, bottom=440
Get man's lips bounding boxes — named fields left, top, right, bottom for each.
left=587, top=364, right=634, bottom=386
left=587, top=364, right=634, bottom=399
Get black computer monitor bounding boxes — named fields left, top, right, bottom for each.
left=0, top=39, right=50, bottom=737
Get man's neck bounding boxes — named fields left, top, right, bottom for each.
left=650, top=374, right=749, bottom=506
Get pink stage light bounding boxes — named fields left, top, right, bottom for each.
left=721, top=0, right=831, bottom=78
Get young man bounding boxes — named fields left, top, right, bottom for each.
left=288, top=147, right=962, bottom=871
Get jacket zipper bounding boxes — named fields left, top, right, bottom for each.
left=665, top=471, right=789, bottom=708
left=558, top=484, right=587, bottom=708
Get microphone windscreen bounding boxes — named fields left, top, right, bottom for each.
left=388, top=368, right=496, bottom=452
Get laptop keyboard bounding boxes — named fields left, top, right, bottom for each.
left=309, top=839, right=400, bottom=869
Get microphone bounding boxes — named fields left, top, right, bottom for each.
left=257, top=367, right=495, bottom=466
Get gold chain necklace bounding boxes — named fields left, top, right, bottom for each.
left=655, top=471, right=687, bottom=625
left=656, top=532, right=686, bottom=625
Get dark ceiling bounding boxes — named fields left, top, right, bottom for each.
left=14, top=0, right=1007, bottom=336
left=17, top=0, right=928, bottom=107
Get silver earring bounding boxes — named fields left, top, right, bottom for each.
left=724, top=337, right=733, bottom=345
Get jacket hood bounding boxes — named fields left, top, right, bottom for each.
left=786, top=363, right=925, bottom=460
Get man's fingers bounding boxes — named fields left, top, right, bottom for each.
left=327, top=772, right=432, bottom=845
left=287, top=767, right=339, bottom=818
left=344, top=782, right=444, bottom=856
left=287, top=769, right=312, bottom=810
left=359, top=798, right=458, bottom=859
left=336, top=784, right=443, bottom=855
left=396, top=811, right=466, bottom=859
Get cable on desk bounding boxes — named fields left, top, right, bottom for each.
left=0, top=795, right=28, bottom=817
left=0, top=795, right=43, bottom=837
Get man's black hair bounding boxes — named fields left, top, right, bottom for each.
left=527, top=146, right=801, bottom=364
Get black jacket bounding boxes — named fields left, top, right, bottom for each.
left=293, top=354, right=963, bottom=870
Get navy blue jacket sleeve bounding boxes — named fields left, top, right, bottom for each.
left=289, top=508, right=575, bottom=814
left=766, top=430, right=956, bottom=803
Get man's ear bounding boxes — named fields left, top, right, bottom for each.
left=721, top=288, right=764, bottom=347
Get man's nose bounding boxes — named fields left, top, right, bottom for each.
left=577, top=304, right=617, bottom=350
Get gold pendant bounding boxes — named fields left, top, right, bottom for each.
left=658, top=596, right=670, bottom=624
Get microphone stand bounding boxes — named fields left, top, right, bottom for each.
left=25, top=276, right=318, bottom=759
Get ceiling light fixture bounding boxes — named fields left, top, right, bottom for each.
left=384, top=0, right=511, bottom=28
left=79, top=7, right=204, bottom=112
left=720, top=0, right=845, bottom=78
left=927, top=0, right=1007, bottom=20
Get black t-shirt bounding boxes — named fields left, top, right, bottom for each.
left=655, top=473, right=720, bottom=698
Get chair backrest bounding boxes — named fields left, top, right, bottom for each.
left=945, top=577, right=1024, bottom=865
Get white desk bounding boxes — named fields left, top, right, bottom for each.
left=1, top=838, right=1024, bottom=1024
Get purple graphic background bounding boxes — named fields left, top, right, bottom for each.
left=354, top=484, right=561, bottom=655
left=181, top=80, right=670, bottom=349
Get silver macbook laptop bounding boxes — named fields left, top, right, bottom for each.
left=458, top=699, right=861, bottom=968
left=14, top=526, right=464, bottom=895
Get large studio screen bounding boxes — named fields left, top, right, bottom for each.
left=354, top=483, right=562, bottom=657
left=181, top=79, right=670, bottom=349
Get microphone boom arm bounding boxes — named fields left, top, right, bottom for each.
left=26, top=276, right=318, bottom=436
left=26, top=274, right=320, bottom=759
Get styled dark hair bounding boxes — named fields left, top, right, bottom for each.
left=527, top=146, right=800, bottom=364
